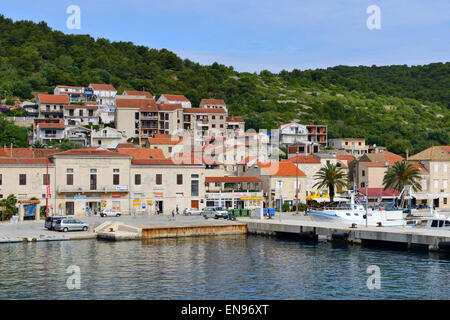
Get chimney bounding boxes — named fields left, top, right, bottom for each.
left=405, top=148, right=409, bottom=161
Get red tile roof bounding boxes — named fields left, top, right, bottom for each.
left=226, top=116, right=244, bottom=122
left=205, top=176, right=262, bottom=183
left=157, top=103, right=183, bottom=111
left=201, top=99, right=226, bottom=105
left=0, top=158, right=52, bottom=165
left=359, top=161, right=386, bottom=167
left=90, top=84, right=116, bottom=91
left=258, top=161, right=306, bottom=176
left=161, top=94, right=189, bottom=102
left=283, top=155, right=320, bottom=164
left=131, top=158, right=202, bottom=166
left=183, top=108, right=227, bottom=114
left=336, top=154, right=356, bottom=163
left=408, top=162, right=428, bottom=174
left=38, top=94, right=70, bottom=104
left=38, top=122, right=65, bottom=129
left=116, top=98, right=157, bottom=110
left=124, top=90, right=152, bottom=98
left=53, top=148, right=129, bottom=157
left=148, top=137, right=183, bottom=145
left=0, top=148, right=60, bottom=158
left=117, top=148, right=166, bottom=159
left=356, top=188, right=400, bottom=197
left=116, top=143, right=136, bottom=148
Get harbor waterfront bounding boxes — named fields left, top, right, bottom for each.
left=1, top=234, right=450, bottom=299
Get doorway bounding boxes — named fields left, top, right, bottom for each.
left=434, top=198, right=439, bottom=208
left=191, top=200, right=199, bottom=209
left=88, top=202, right=101, bottom=215
left=156, top=200, right=164, bottom=214
left=65, top=202, right=74, bottom=215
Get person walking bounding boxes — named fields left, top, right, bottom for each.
left=171, top=209, right=175, bottom=221
left=176, top=204, right=179, bottom=215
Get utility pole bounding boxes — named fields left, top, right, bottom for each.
left=296, top=152, right=299, bottom=215
left=365, top=183, right=368, bottom=228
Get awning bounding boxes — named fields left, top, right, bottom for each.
left=313, top=197, right=349, bottom=203
left=412, top=193, right=448, bottom=200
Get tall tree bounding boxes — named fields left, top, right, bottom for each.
left=382, top=161, right=422, bottom=192
left=313, top=163, right=348, bottom=203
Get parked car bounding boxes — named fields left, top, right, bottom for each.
left=183, top=208, right=202, bottom=215
left=202, top=207, right=228, bottom=219
left=54, top=218, right=89, bottom=232
left=45, top=216, right=68, bottom=230
left=100, top=209, right=121, bottom=217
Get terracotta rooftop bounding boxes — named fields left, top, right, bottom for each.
left=226, top=116, right=244, bottom=122
left=148, top=137, right=183, bottom=145
left=0, top=158, right=52, bottom=165
left=116, top=143, right=136, bottom=148
left=157, top=103, right=183, bottom=111
left=356, top=188, right=400, bottom=197
left=117, top=148, right=166, bottom=159
left=183, top=108, right=227, bottom=114
left=38, top=122, right=65, bottom=129
left=53, top=148, right=129, bottom=157
left=37, top=94, right=70, bottom=104
left=408, top=161, right=428, bottom=174
left=161, top=94, right=189, bottom=102
left=283, top=155, right=320, bottom=164
left=409, top=146, right=450, bottom=161
left=0, top=147, right=60, bottom=158
left=257, top=161, right=306, bottom=177
left=201, top=99, right=226, bottom=105
left=361, top=151, right=404, bottom=166
left=124, top=90, right=153, bottom=98
left=116, top=98, right=157, bottom=110
left=205, top=176, right=262, bottom=183
left=336, top=154, right=356, bottom=164
left=90, top=84, right=116, bottom=91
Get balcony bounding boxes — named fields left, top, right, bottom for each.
left=140, top=115, right=158, bottom=120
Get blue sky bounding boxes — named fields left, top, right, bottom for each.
left=1, top=0, right=449, bottom=72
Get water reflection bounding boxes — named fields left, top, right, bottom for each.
left=0, top=235, right=449, bottom=299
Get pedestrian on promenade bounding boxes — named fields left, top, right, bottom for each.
left=171, top=209, right=175, bottom=221
left=155, top=204, right=158, bottom=215
left=176, top=205, right=179, bottom=215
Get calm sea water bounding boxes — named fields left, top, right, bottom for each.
left=0, top=235, right=449, bottom=299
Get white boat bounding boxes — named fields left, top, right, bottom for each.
left=307, top=190, right=412, bottom=227
left=424, top=214, right=450, bottom=231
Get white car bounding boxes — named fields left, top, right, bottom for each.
left=202, top=207, right=228, bottom=219
left=183, top=208, right=202, bottom=215
left=100, top=209, right=121, bottom=217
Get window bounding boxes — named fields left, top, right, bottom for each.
left=212, top=124, right=216, bottom=128
left=177, top=174, right=183, bottom=185
left=113, top=174, right=120, bottom=185
left=168, top=147, right=172, bottom=153
left=135, top=174, right=141, bottom=185
left=113, top=169, right=120, bottom=173
left=19, top=174, right=26, bottom=185
left=0, top=174, right=2, bottom=185
left=444, top=180, right=448, bottom=189
left=362, top=170, right=365, bottom=177
left=90, top=169, right=97, bottom=173
left=156, top=174, right=162, bottom=185
left=434, top=180, right=439, bottom=189
left=434, top=164, right=439, bottom=173
left=444, top=198, right=448, bottom=205
left=191, top=179, right=199, bottom=197
left=220, top=124, right=223, bottom=128
left=431, top=220, right=438, bottom=228
left=67, top=174, right=73, bottom=185
left=69, top=109, right=74, bottom=116
left=43, top=174, right=50, bottom=185
left=212, top=116, right=216, bottom=120
left=276, top=181, right=283, bottom=189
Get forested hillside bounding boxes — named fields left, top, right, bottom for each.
left=0, top=15, right=448, bottom=155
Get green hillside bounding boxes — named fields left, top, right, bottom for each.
left=0, top=15, right=448, bottom=155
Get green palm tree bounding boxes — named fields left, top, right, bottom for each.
left=313, top=163, right=348, bottom=203
left=383, top=161, right=422, bottom=192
